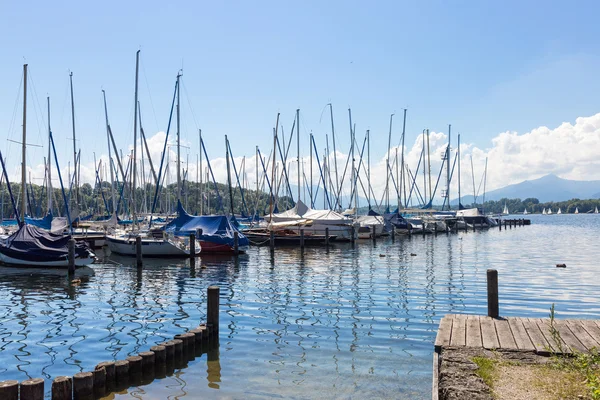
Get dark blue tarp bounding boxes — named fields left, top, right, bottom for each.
left=163, top=201, right=249, bottom=248
left=25, top=211, right=53, bottom=230
left=0, top=224, right=93, bottom=262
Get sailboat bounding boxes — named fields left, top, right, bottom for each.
left=106, top=54, right=200, bottom=258
left=542, top=208, right=547, bottom=215
left=557, top=208, right=562, bottom=215
left=575, top=207, right=579, bottom=214
left=502, top=204, right=509, bottom=215
left=0, top=64, right=95, bottom=267
left=596, top=207, right=599, bottom=214
left=547, top=208, right=553, bottom=215
left=523, top=208, right=528, bottom=215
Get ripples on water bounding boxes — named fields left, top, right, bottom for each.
left=0, top=214, right=599, bottom=399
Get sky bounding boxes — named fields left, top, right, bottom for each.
left=1, top=0, right=600, bottom=206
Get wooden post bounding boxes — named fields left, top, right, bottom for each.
left=114, top=360, right=129, bottom=388
left=51, top=376, right=72, bottom=400
left=182, top=332, right=196, bottom=360
left=0, top=380, right=19, bottom=400
left=391, top=225, right=395, bottom=241
left=174, top=334, right=189, bottom=359
left=20, top=378, right=44, bottom=400
left=96, top=361, right=115, bottom=390
left=139, top=351, right=155, bottom=376
left=189, top=233, right=196, bottom=258
left=499, top=221, right=502, bottom=231
left=198, top=325, right=209, bottom=346
left=92, top=366, right=106, bottom=398
left=162, top=341, right=175, bottom=365
left=487, top=269, right=499, bottom=318
left=136, top=236, right=142, bottom=267
left=127, top=355, right=143, bottom=377
left=408, top=225, right=412, bottom=237
left=325, top=227, right=329, bottom=247
left=172, top=339, right=184, bottom=367
left=269, top=230, right=275, bottom=252
left=151, top=345, right=166, bottom=366
left=351, top=225, right=356, bottom=243
left=189, top=328, right=204, bottom=354
left=73, top=372, right=93, bottom=400
left=372, top=225, right=376, bottom=242
left=300, top=229, right=305, bottom=250
left=68, top=239, right=76, bottom=275
left=233, top=231, right=239, bottom=255
left=207, top=286, right=220, bottom=334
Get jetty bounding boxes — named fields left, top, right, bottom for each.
left=433, top=269, right=600, bottom=399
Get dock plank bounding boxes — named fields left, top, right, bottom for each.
left=508, top=317, right=535, bottom=351
left=466, top=315, right=482, bottom=348
left=534, top=318, right=571, bottom=354
left=494, top=319, right=517, bottom=349
left=555, top=320, right=587, bottom=353
left=435, top=316, right=453, bottom=352
left=579, top=320, right=600, bottom=348
left=450, top=315, right=466, bottom=346
left=521, top=318, right=552, bottom=354
left=480, top=317, right=499, bottom=349
left=566, top=320, right=600, bottom=351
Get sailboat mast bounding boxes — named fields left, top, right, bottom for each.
left=400, top=109, right=407, bottom=209
left=199, top=129, right=203, bottom=215
left=225, top=135, right=234, bottom=215
left=296, top=109, right=300, bottom=203
left=102, top=91, right=117, bottom=215
left=47, top=96, right=52, bottom=213
left=470, top=155, right=476, bottom=204
left=132, top=50, right=140, bottom=226
left=446, top=124, right=451, bottom=210
left=427, top=128, right=432, bottom=205
left=367, top=129, right=370, bottom=209
left=482, top=157, right=488, bottom=213
left=69, top=72, right=79, bottom=215
left=457, top=133, right=461, bottom=207
left=329, top=104, right=339, bottom=210
left=269, top=114, right=280, bottom=219
left=422, top=129, right=427, bottom=206
left=176, top=71, right=182, bottom=202
left=386, top=113, right=394, bottom=211
left=348, top=109, right=354, bottom=211
left=309, top=133, right=313, bottom=207
left=21, top=64, right=27, bottom=223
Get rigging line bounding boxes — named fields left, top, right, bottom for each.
left=26, top=68, right=48, bottom=148
left=5, top=71, right=24, bottom=165
left=181, top=79, right=201, bottom=131
left=140, top=57, right=161, bottom=133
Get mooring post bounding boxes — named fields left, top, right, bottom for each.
left=20, top=378, right=44, bottom=400
left=136, top=236, right=142, bottom=267
left=391, top=225, right=395, bottom=241
left=96, top=361, right=115, bottom=391
left=51, top=376, right=72, bottom=400
left=68, top=239, right=76, bottom=275
left=487, top=269, right=499, bottom=318
left=351, top=225, right=356, bottom=243
left=499, top=221, right=502, bottom=231
left=189, top=233, right=196, bottom=258
left=0, top=380, right=19, bottom=400
left=92, top=366, right=106, bottom=399
left=325, top=227, right=329, bottom=247
left=269, top=231, right=275, bottom=252
left=73, top=371, right=93, bottom=400
left=207, top=286, right=220, bottom=334
left=234, top=231, right=239, bottom=256
left=300, top=229, right=305, bottom=250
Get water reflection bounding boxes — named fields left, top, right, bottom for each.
left=0, top=215, right=599, bottom=398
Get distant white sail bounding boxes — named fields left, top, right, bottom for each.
left=542, top=208, right=547, bottom=215
left=596, top=207, right=599, bottom=214
left=502, top=204, right=509, bottom=215
left=547, top=208, right=553, bottom=215
left=575, top=207, right=579, bottom=214
left=557, top=208, right=562, bottom=214
left=523, top=208, right=528, bottom=215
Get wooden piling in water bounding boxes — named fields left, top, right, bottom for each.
left=73, top=372, right=93, bottom=400
left=161, top=341, right=175, bottom=365
left=136, top=236, right=142, bottom=267
left=300, top=229, right=305, bottom=250
left=51, top=376, right=72, bottom=400
left=189, top=233, right=196, bottom=258
left=96, top=361, right=115, bottom=390
left=114, top=360, right=129, bottom=388
left=139, top=351, right=155, bottom=376
left=21, top=378, right=44, bottom=400
left=172, top=339, right=184, bottom=366
left=189, top=328, right=204, bottom=354
left=391, top=226, right=395, bottom=241
left=207, top=286, right=220, bottom=334
left=126, top=355, right=143, bottom=377
left=351, top=225, right=356, bottom=243
left=372, top=225, right=376, bottom=242
left=92, top=366, right=106, bottom=398
left=325, top=227, right=329, bottom=247
left=0, top=380, right=19, bottom=400
left=487, top=269, right=499, bottom=318
left=234, top=231, right=239, bottom=255
left=151, top=345, right=166, bottom=367
left=182, top=332, right=195, bottom=360
left=269, top=231, right=274, bottom=252
left=68, top=239, right=76, bottom=275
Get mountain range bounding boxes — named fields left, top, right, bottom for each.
left=454, top=174, right=600, bottom=204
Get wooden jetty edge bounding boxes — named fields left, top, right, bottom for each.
left=432, top=269, right=600, bottom=400
left=0, top=286, right=221, bottom=400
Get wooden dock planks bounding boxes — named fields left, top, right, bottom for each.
left=437, top=314, right=600, bottom=355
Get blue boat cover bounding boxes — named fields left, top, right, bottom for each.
left=25, top=211, right=53, bottom=230
left=0, top=224, right=93, bottom=263
left=163, top=201, right=249, bottom=248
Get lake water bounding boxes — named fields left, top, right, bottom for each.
left=1, top=214, right=599, bottom=399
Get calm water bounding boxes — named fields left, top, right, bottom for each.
left=1, top=214, right=599, bottom=399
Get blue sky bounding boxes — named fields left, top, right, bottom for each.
left=1, top=0, right=600, bottom=195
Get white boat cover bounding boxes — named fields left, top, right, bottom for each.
left=456, top=208, right=481, bottom=217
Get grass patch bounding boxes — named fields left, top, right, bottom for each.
left=472, top=356, right=498, bottom=388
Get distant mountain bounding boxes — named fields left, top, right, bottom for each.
left=454, top=174, right=600, bottom=204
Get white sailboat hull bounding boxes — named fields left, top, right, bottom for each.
left=107, top=236, right=200, bottom=257
left=0, top=252, right=95, bottom=267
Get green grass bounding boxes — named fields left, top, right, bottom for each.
left=472, top=356, right=498, bottom=388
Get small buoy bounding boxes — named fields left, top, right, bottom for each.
left=556, top=263, right=566, bottom=268
left=379, top=254, right=385, bottom=257
left=70, top=278, right=81, bottom=285
left=410, top=253, right=417, bottom=257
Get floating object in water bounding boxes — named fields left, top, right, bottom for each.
left=410, top=253, right=417, bottom=257
left=379, top=254, right=385, bottom=257
left=556, top=263, right=567, bottom=268
left=70, top=278, right=81, bottom=285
